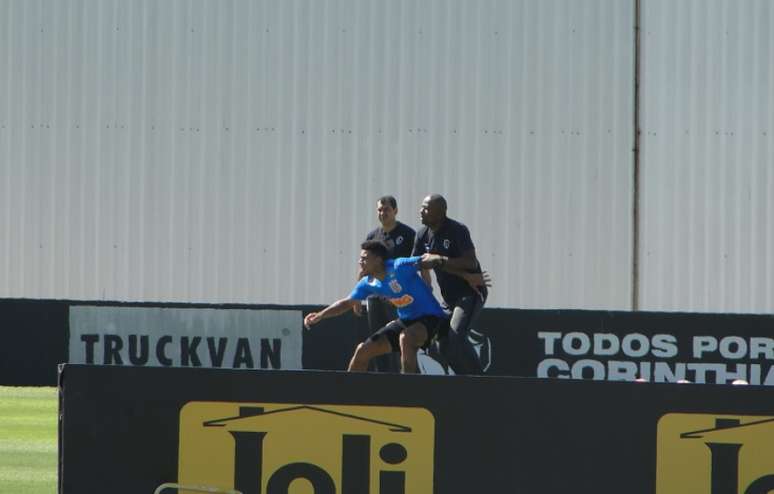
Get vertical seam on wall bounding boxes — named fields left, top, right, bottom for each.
left=632, top=0, right=642, bottom=311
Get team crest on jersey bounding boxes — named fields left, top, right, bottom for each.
left=389, top=279, right=403, bottom=293
left=396, top=236, right=404, bottom=245
left=443, top=239, right=451, bottom=249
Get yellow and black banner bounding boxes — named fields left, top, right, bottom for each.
left=178, top=402, right=434, bottom=494
left=57, top=364, right=774, bottom=494
left=657, top=413, right=774, bottom=494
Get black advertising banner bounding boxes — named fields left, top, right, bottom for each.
left=5, top=298, right=774, bottom=386
left=0, top=299, right=366, bottom=385
left=59, top=364, right=774, bottom=494
left=472, top=309, right=774, bottom=385
left=0, top=299, right=68, bottom=385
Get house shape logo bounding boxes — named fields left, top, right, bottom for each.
left=178, top=402, right=435, bottom=494
left=657, top=413, right=774, bottom=494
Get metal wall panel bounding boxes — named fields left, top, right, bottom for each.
left=639, top=0, right=774, bottom=312
left=0, top=0, right=634, bottom=308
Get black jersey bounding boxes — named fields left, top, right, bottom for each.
left=412, top=217, right=487, bottom=305
left=366, top=221, right=416, bottom=260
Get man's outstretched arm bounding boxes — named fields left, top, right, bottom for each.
left=419, top=249, right=479, bottom=271
left=419, top=253, right=492, bottom=293
left=304, top=297, right=359, bottom=329
left=443, top=248, right=479, bottom=271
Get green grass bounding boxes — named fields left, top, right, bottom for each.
left=0, top=386, right=57, bottom=494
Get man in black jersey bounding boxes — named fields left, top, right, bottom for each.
left=361, top=196, right=416, bottom=372
left=412, top=194, right=488, bottom=375
left=365, top=196, right=416, bottom=259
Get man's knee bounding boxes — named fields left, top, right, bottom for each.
left=400, top=328, right=426, bottom=351
left=450, top=299, right=482, bottom=335
left=359, top=334, right=394, bottom=357
left=354, top=340, right=378, bottom=359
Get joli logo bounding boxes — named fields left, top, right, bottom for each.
left=178, top=402, right=435, bottom=494
left=657, top=413, right=774, bottom=494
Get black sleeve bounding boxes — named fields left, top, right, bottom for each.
left=411, top=227, right=426, bottom=256
left=405, top=227, right=416, bottom=258
left=456, top=223, right=475, bottom=253
left=365, top=228, right=376, bottom=241
left=394, top=225, right=416, bottom=259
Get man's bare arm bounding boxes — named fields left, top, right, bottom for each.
left=420, top=268, right=433, bottom=288
left=444, top=266, right=492, bottom=288
left=304, top=298, right=359, bottom=329
left=419, top=253, right=491, bottom=293
left=419, top=251, right=478, bottom=272
left=443, top=248, right=479, bottom=271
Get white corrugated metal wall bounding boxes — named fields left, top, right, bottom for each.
left=0, top=0, right=635, bottom=309
left=10, top=1, right=772, bottom=313
left=639, top=0, right=774, bottom=312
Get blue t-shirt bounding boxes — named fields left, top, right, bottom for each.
left=349, top=256, right=447, bottom=321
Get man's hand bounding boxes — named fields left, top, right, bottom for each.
left=461, top=271, right=492, bottom=297
left=420, top=253, right=438, bottom=262
left=420, top=253, right=446, bottom=268
left=352, top=302, right=364, bottom=317
left=304, top=312, right=322, bottom=329
left=304, top=297, right=358, bottom=329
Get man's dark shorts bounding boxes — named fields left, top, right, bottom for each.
left=368, top=315, right=447, bottom=352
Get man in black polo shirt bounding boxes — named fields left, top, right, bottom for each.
left=366, top=196, right=415, bottom=259
left=412, top=194, right=488, bottom=375
left=362, top=195, right=416, bottom=372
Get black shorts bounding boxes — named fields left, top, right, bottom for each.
left=368, top=315, right=447, bottom=353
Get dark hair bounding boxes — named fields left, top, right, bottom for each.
left=360, top=240, right=389, bottom=260
left=377, top=195, right=397, bottom=209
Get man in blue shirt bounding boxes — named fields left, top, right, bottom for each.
left=305, top=240, right=479, bottom=373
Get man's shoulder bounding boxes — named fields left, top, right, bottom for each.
left=444, top=217, right=467, bottom=231
left=415, top=225, right=430, bottom=239
left=441, top=217, right=471, bottom=237
left=365, top=226, right=383, bottom=240
left=351, top=276, right=372, bottom=295
left=396, top=221, right=416, bottom=235
left=354, top=275, right=368, bottom=286
left=392, top=223, right=415, bottom=249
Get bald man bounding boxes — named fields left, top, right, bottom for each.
left=412, top=194, right=488, bottom=375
